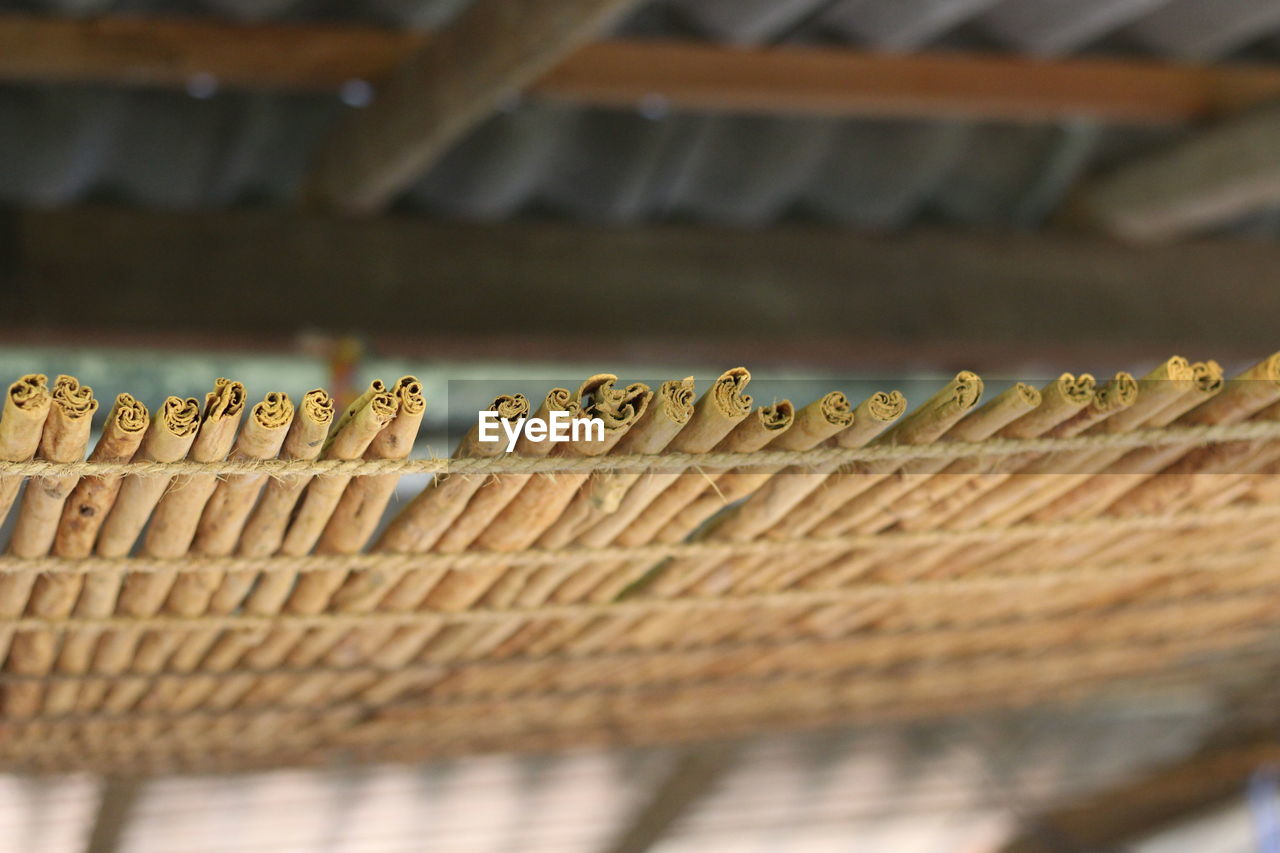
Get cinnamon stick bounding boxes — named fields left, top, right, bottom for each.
left=0, top=375, right=51, bottom=528
left=39, top=394, right=149, bottom=717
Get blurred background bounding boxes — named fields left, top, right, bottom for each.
left=3, top=0, right=1280, bottom=850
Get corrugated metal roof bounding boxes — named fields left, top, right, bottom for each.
left=0, top=0, right=1275, bottom=229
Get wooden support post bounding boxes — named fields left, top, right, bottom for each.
left=1072, top=102, right=1280, bottom=240
left=998, top=734, right=1280, bottom=852
left=599, top=746, right=737, bottom=853
left=303, top=0, right=641, bottom=213
left=84, top=777, right=142, bottom=853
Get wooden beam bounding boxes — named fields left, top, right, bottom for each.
left=539, top=40, right=1280, bottom=125
left=598, top=746, right=737, bottom=853
left=998, top=733, right=1280, bottom=852
left=304, top=0, right=641, bottom=213
left=2, top=14, right=1280, bottom=125
left=84, top=778, right=141, bottom=853
left=1072, top=102, right=1280, bottom=240
left=0, top=13, right=422, bottom=91
left=3, top=206, right=1280, bottom=369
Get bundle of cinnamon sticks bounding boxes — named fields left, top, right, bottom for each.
left=0, top=357, right=1278, bottom=775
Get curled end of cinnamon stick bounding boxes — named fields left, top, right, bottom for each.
left=1011, top=382, right=1041, bottom=409
left=659, top=378, right=696, bottom=425
left=160, top=396, right=201, bottom=438
left=1161, top=356, right=1194, bottom=383
left=1095, top=372, right=1139, bottom=412
left=393, top=376, right=426, bottom=416
left=493, top=393, right=530, bottom=421
left=301, top=389, right=336, bottom=428
left=865, top=390, right=907, bottom=423
left=758, top=400, right=795, bottom=432
left=1058, top=373, right=1097, bottom=406
left=713, top=367, right=753, bottom=418
left=52, top=375, right=98, bottom=419
left=838, top=390, right=908, bottom=449
left=951, top=371, right=984, bottom=411
left=253, top=392, right=294, bottom=430
left=204, top=378, right=246, bottom=422
left=8, top=374, right=49, bottom=411
left=818, top=391, right=855, bottom=428
left=1193, top=361, right=1224, bottom=394
left=110, top=393, right=150, bottom=436
left=367, top=391, right=398, bottom=425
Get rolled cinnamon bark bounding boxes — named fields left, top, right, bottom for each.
left=569, top=368, right=755, bottom=552
left=743, top=372, right=987, bottom=556
left=2, top=377, right=98, bottom=716
left=285, top=377, right=425, bottom=613
left=93, top=396, right=201, bottom=558
left=137, top=392, right=297, bottom=713
left=724, top=374, right=1097, bottom=645
left=97, top=380, right=247, bottom=714
left=226, top=393, right=534, bottom=714
left=795, top=370, right=1192, bottom=641
left=189, top=392, right=296, bottom=561
left=859, top=381, right=1096, bottom=535
left=196, top=388, right=397, bottom=711
left=406, top=377, right=651, bottom=662
left=345, top=389, right=778, bottom=701
left=692, top=391, right=907, bottom=552
left=250, top=378, right=426, bottom=694
left=40, top=394, right=149, bottom=717
left=539, top=400, right=796, bottom=660
left=535, top=377, right=695, bottom=549
left=69, top=395, right=199, bottom=713
left=240, top=379, right=648, bottom=711
left=723, top=384, right=1033, bottom=600
left=276, top=385, right=397, bottom=560
left=232, top=389, right=336, bottom=564
left=332, top=374, right=748, bottom=707
left=50, top=394, right=150, bottom=560
left=316, top=375, right=426, bottom=556
left=277, top=390, right=565, bottom=712
left=8, top=376, right=98, bottom=558
left=649, top=391, right=856, bottom=549
left=500, top=390, right=906, bottom=663
left=372, top=393, right=530, bottom=558
left=0, top=375, right=51, bottom=528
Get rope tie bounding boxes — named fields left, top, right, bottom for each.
left=0, top=420, right=1277, bottom=478
left=3, top=534, right=1278, bottom=633
left=0, top=502, right=1274, bottom=577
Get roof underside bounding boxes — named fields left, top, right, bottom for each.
left=4, top=0, right=1280, bottom=234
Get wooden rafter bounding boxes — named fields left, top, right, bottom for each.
left=303, top=0, right=642, bottom=213
left=5, top=206, right=1280, bottom=366
left=0, top=14, right=1279, bottom=126
left=998, top=732, right=1280, bottom=852
left=1072, top=102, right=1280, bottom=240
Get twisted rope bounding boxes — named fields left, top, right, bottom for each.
left=0, top=502, right=1275, bottom=578
left=3, top=522, right=1278, bottom=633
left=1, top=572, right=1272, bottom=689
left=2, top=419, right=1278, bottom=478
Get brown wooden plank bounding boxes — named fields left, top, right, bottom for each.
left=599, top=746, right=737, bottom=853
left=303, top=0, right=642, bottom=213
left=540, top=40, right=1280, bottom=125
left=1071, top=102, right=1280, bottom=240
left=2, top=206, right=1278, bottom=370
left=0, top=13, right=422, bottom=91
left=2, top=12, right=1280, bottom=129
left=2, top=14, right=1280, bottom=127
left=998, top=733, right=1280, bottom=852
left=84, top=778, right=142, bottom=853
